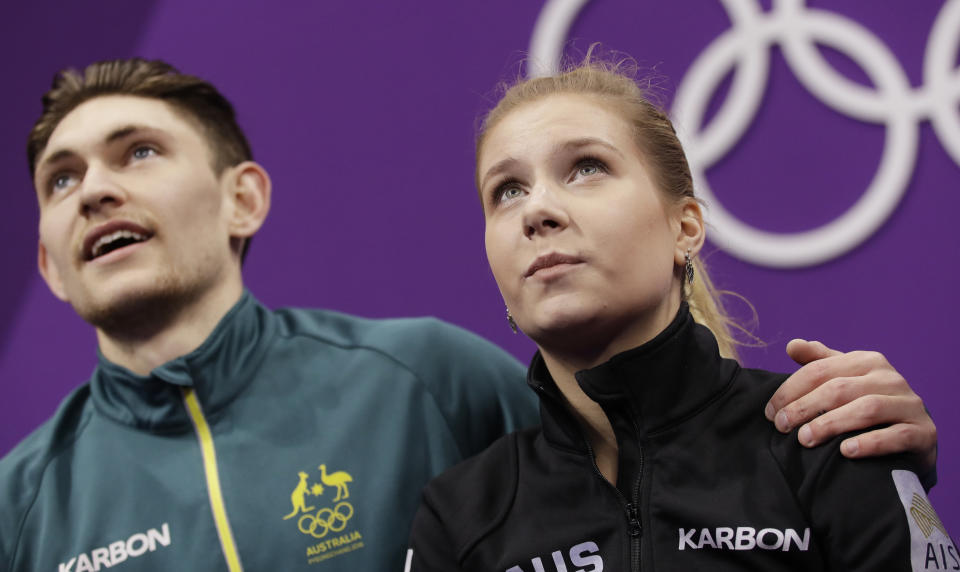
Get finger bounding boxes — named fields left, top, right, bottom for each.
left=785, top=339, right=842, bottom=366
left=774, top=376, right=856, bottom=432
left=765, top=350, right=889, bottom=421
left=766, top=342, right=844, bottom=421
left=794, top=393, right=925, bottom=446
left=765, top=359, right=829, bottom=421
left=766, top=353, right=850, bottom=422
left=794, top=397, right=881, bottom=446
left=773, top=368, right=910, bottom=432
left=839, top=423, right=937, bottom=471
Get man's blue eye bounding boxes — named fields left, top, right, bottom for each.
left=52, top=174, right=73, bottom=191
left=132, top=146, right=156, bottom=159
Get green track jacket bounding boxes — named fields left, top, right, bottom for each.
left=0, top=292, right=538, bottom=571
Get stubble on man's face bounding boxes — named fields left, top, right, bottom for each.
left=75, top=267, right=215, bottom=340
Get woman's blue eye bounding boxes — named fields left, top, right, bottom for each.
left=494, top=183, right=525, bottom=204
left=576, top=159, right=605, bottom=178
left=503, top=187, right=523, bottom=200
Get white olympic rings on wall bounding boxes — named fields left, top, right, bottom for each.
left=529, top=0, right=960, bottom=267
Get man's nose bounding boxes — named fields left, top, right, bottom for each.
left=78, top=163, right=126, bottom=215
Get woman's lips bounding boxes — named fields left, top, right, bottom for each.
left=525, top=252, right=584, bottom=278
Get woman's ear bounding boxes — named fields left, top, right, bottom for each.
left=674, top=198, right=705, bottom=267
left=224, top=161, right=272, bottom=240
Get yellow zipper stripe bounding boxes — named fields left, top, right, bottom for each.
left=183, top=388, right=244, bottom=572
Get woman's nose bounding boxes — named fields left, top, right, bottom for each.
left=522, top=183, right=569, bottom=238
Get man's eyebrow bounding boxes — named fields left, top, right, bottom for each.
left=104, top=125, right=142, bottom=144
left=37, top=125, right=159, bottom=174
left=38, top=148, right=77, bottom=171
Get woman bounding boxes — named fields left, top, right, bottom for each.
left=408, top=59, right=955, bottom=570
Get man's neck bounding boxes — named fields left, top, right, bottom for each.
left=96, top=281, right=245, bottom=376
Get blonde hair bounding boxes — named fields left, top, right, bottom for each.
left=476, top=55, right=751, bottom=360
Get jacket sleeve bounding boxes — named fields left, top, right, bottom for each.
left=386, top=318, right=538, bottom=459
left=919, top=406, right=937, bottom=492
left=406, top=497, right=467, bottom=572
left=920, top=463, right=937, bottom=492
left=772, top=430, right=958, bottom=571
left=406, top=432, right=520, bottom=572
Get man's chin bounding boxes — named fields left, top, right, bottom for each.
left=72, top=281, right=194, bottom=337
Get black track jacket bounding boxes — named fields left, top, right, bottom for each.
left=408, top=305, right=957, bottom=571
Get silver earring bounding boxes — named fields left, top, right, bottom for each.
left=684, top=249, right=695, bottom=285
left=506, top=307, right=518, bottom=334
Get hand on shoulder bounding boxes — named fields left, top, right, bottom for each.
left=764, top=339, right=936, bottom=472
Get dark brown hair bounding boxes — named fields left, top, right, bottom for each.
left=28, top=58, right=252, bottom=179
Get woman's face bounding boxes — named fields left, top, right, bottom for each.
left=478, top=93, right=694, bottom=353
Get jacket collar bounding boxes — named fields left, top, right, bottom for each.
left=527, top=303, right=739, bottom=451
left=89, top=290, right=276, bottom=431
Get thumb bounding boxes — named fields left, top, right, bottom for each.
left=786, top=339, right=842, bottom=366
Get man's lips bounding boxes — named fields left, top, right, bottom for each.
left=524, top=252, right=584, bottom=278
left=81, top=220, right=154, bottom=261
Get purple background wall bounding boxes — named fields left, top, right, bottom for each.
left=2, top=0, right=957, bottom=532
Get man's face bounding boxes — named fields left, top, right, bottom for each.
left=33, top=95, right=236, bottom=329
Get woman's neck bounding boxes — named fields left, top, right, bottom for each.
left=542, top=352, right=621, bottom=484
left=536, top=296, right=683, bottom=484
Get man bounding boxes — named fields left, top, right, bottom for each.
left=0, top=59, right=937, bottom=571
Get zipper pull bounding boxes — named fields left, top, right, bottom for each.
left=626, top=503, right=642, bottom=537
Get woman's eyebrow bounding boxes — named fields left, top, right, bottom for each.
left=480, top=156, right=520, bottom=190
left=554, top=137, right=624, bottom=158
left=480, top=138, right=622, bottom=187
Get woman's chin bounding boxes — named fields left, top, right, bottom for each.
left=520, top=298, right=674, bottom=362
left=522, top=308, right=605, bottom=346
